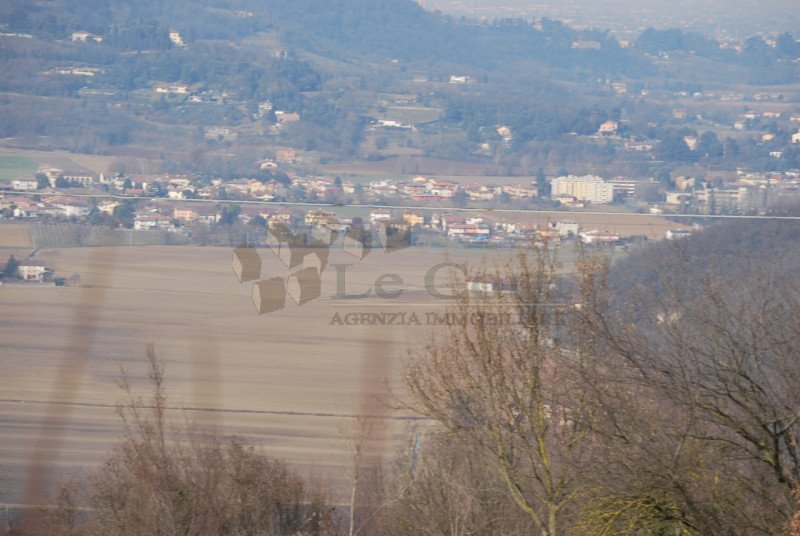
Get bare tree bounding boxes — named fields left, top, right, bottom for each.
left=386, top=429, right=533, bottom=536
left=27, top=345, right=339, bottom=536
left=578, top=237, right=800, bottom=533
left=403, top=251, right=593, bottom=536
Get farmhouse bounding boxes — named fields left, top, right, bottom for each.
left=17, top=260, right=48, bottom=281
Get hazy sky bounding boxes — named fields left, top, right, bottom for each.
left=425, top=0, right=800, bottom=38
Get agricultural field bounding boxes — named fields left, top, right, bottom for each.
left=0, top=156, right=36, bottom=182
left=0, top=225, right=32, bottom=248
left=0, top=241, right=503, bottom=505
left=382, top=105, right=443, bottom=125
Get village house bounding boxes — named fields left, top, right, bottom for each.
left=402, top=211, right=425, bottom=227
left=665, top=191, right=693, bottom=206
left=246, top=182, right=274, bottom=201
left=368, top=184, right=398, bottom=198
left=449, top=75, right=475, bottom=84
left=134, top=212, right=172, bottom=230
left=494, top=221, right=519, bottom=234
left=168, top=176, right=193, bottom=189
left=275, top=148, right=297, bottom=163
left=71, top=31, right=90, bottom=42
left=275, top=111, right=301, bottom=124
left=60, top=171, right=96, bottom=187
left=13, top=201, right=40, bottom=218
left=497, top=126, right=512, bottom=142
left=56, top=201, right=92, bottom=218
left=579, top=229, right=620, bottom=244
left=305, top=210, right=338, bottom=226
left=441, top=214, right=466, bottom=231
left=369, top=211, right=393, bottom=223
left=71, top=31, right=102, bottom=43
left=624, top=140, right=655, bottom=152
left=196, top=186, right=219, bottom=199
left=166, top=188, right=189, bottom=200
left=447, top=224, right=491, bottom=239
left=97, top=201, right=119, bottom=215
left=674, top=176, right=696, bottom=191
left=17, top=259, right=48, bottom=281
left=306, top=177, right=340, bottom=197
left=205, top=126, right=235, bottom=140
left=173, top=206, right=200, bottom=222
left=259, top=159, right=278, bottom=170
left=259, top=181, right=288, bottom=199
left=155, top=83, right=190, bottom=95
left=464, top=184, right=498, bottom=201
left=549, top=221, right=579, bottom=237
left=224, top=179, right=252, bottom=197
left=429, top=180, right=457, bottom=197
left=465, top=276, right=518, bottom=293
left=11, top=178, right=38, bottom=190
left=503, top=183, right=538, bottom=199
left=257, top=101, right=273, bottom=117
left=168, top=30, right=185, bottom=47
left=597, top=120, right=618, bottom=135
left=666, top=229, right=692, bottom=240
left=269, top=210, right=295, bottom=227
left=398, top=180, right=429, bottom=197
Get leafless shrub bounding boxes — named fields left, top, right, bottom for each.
left=25, top=345, right=339, bottom=536
left=403, top=250, right=594, bottom=536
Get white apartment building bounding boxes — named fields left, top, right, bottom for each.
left=551, top=175, right=614, bottom=204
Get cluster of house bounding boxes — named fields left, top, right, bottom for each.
left=7, top=160, right=800, bottom=240
left=341, top=175, right=539, bottom=203
left=6, top=187, right=635, bottom=247
left=653, top=170, right=800, bottom=213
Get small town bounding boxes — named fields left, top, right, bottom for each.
left=3, top=161, right=799, bottom=250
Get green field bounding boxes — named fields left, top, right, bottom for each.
left=0, top=156, right=37, bottom=181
